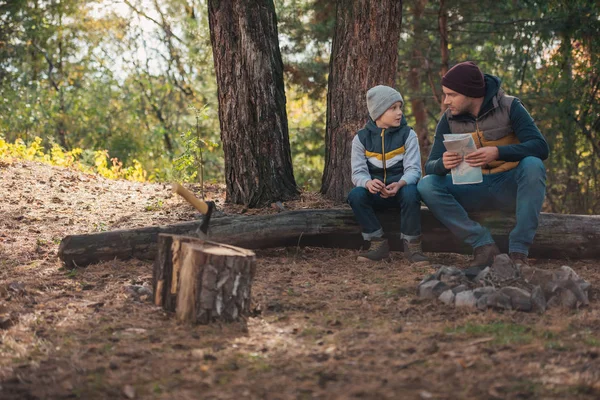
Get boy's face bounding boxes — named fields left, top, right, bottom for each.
left=376, top=101, right=403, bottom=129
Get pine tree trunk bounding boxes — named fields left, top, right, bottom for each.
left=208, top=0, right=298, bottom=207
left=409, top=0, right=431, bottom=167
left=438, top=0, right=449, bottom=113
left=321, top=0, right=403, bottom=202
left=153, top=234, right=256, bottom=324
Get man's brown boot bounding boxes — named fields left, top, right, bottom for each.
left=510, top=252, right=529, bottom=267
left=357, top=237, right=390, bottom=262
left=403, top=238, right=430, bottom=267
left=469, top=243, right=500, bottom=268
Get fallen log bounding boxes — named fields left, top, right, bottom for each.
left=58, top=208, right=600, bottom=267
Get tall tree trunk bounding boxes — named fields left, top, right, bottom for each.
left=409, top=0, right=430, bottom=167
left=320, top=0, right=403, bottom=202
left=438, top=0, right=449, bottom=113
left=208, top=0, right=298, bottom=207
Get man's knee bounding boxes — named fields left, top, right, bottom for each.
left=417, top=175, right=444, bottom=199
left=347, top=186, right=370, bottom=205
left=517, top=157, right=546, bottom=183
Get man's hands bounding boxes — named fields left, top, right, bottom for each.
left=443, top=147, right=499, bottom=169
left=366, top=179, right=405, bottom=198
left=464, top=147, right=499, bottom=167
left=442, top=151, right=463, bottom=169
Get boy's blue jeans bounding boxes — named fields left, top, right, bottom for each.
left=417, top=156, right=546, bottom=256
left=347, top=184, right=421, bottom=241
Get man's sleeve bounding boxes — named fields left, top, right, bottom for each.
left=424, top=115, right=451, bottom=176
left=351, top=135, right=371, bottom=188
left=399, top=130, right=422, bottom=185
left=497, top=99, right=550, bottom=162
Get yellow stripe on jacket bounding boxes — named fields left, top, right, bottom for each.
left=365, top=146, right=405, bottom=161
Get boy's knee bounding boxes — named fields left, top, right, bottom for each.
left=400, top=183, right=419, bottom=203
left=347, top=186, right=369, bottom=205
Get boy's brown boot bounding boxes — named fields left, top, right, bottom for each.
left=403, top=238, right=430, bottom=266
left=468, top=243, right=500, bottom=268
left=510, top=252, right=529, bottom=267
left=357, top=238, right=390, bottom=262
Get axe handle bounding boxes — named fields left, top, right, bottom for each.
left=172, top=183, right=210, bottom=214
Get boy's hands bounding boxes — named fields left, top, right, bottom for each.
left=380, top=181, right=404, bottom=198
left=366, top=180, right=406, bottom=197
left=366, top=179, right=385, bottom=194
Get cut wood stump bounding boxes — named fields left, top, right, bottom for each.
left=153, top=234, right=256, bottom=324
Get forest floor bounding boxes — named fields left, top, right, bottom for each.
left=1, top=160, right=599, bottom=400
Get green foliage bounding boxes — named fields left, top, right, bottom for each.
left=1, top=0, right=598, bottom=213
left=0, top=135, right=148, bottom=182
left=173, top=106, right=221, bottom=195
left=399, top=0, right=600, bottom=214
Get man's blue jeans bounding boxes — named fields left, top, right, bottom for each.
left=347, top=184, right=421, bottom=241
left=417, top=156, right=546, bottom=256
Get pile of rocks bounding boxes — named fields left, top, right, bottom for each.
left=417, top=254, right=591, bottom=312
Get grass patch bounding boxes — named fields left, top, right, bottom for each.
left=583, top=336, right=600, bottom=347
left=446, top=322, right=534, bottom=345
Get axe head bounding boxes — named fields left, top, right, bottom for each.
left=198, top=201, right=215, bottom=237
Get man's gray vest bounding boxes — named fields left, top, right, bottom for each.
left=445, top=89, right=520, bottom=174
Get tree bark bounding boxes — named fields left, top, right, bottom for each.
left=208, top=0, right=298, bottom=207
left=58, top=209, right=600, bottom=268
left=320, top=0, right=403, bottom=202
left=438, top=0, right=449, bottom=113
left=408, top=0, right=431, bottom=166
left=153, top=234, right=256, bottom=324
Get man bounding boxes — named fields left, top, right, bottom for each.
left=417, top=61, right=549, bottom=268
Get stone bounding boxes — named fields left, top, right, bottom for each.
left=559, top=265, right=581, bottom=281
left=482, top=291, right=512, bottom=310
left=454, top=291, right=477, bottom=309
left=436, top=266, right=465, bottom=286
left=417, top=273, right=437, bottom=288
left=488, top=253, right=519, bottom=283
left=473, top=267, right=490, bottom=284
left=476, top=295, right=489, bottom=311
left=464, top=267, right=484, bottom=280
left=473, top=287, right=496, bottom=299
left=417, top=280, right=449, bottom=300
left=551, top=278, right=589, bottom=307
left=530, top=285, right=546, bottom=313
left=452, top=284, right=468, bottom=294
left=499, top=287, right=532, bottom=312
left=558, top=288, right=578, bottom=309
left=438, top=290, right=455, bottom=305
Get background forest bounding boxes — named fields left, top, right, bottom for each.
left=1, top=0, right=598, bottom=214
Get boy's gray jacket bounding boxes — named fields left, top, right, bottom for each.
left=351, top=116, right=422, bottom=188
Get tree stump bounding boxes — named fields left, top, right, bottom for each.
left=153, top=234, right=256, bottom=324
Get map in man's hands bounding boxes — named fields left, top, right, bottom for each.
left=443, top=134, right=483, bottom=185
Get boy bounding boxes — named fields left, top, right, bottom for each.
left=347, top=85, right=429, bottom=265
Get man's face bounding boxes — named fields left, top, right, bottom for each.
left=442, top=86, right=472, bottom=116
left=376, top=101, right=403, bottom=129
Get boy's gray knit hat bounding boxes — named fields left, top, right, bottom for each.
left=366, top=85, right=404, bottom=121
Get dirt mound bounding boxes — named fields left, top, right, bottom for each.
left=1, top=161, right=599, bottom=399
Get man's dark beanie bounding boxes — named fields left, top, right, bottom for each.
left=441, top=61, right=486, bottom=98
